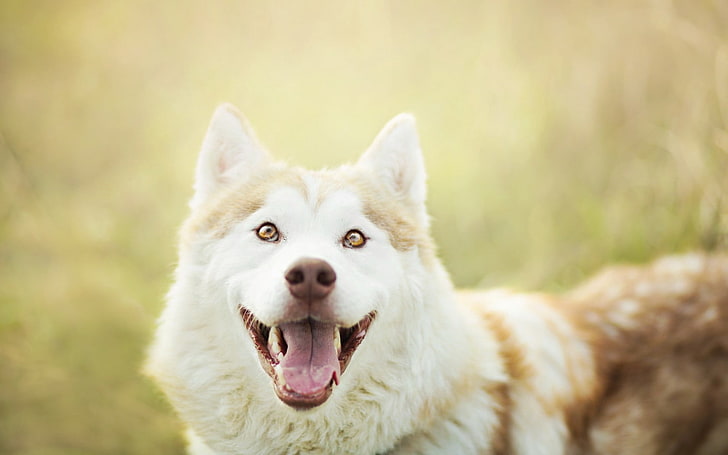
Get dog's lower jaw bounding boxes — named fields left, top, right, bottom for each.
left=272, top=376, right=335, bottom=410
left=240, top=307, right=376, bottom=409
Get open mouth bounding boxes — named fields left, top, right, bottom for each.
left=240, top=307, right=375, bottom=409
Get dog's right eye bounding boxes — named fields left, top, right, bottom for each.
left=256, top=223, right=280, bottom=242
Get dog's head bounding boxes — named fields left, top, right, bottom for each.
left=177, top=104, right=433, bottom=409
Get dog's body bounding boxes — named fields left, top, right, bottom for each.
left=147, top=105, right=728, bottom=454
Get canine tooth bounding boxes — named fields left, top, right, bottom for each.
left=270, top=343, right=283, bottom=357
left=334, top=328, right=341, bottom=354
left=269, top=326, right=281, bottom=343
left=268, top=326, right=283, bottom=356
left=273, top=364, right=286, bottom=386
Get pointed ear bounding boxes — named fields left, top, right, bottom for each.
left=357, top=113, right=427, bottom=217
left=190, top=103, right=269, bottom=209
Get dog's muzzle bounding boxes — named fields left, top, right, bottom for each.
left=240, top=257, right=375, bottom=409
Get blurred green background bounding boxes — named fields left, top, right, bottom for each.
left=1, top=0, right=727, bottom=453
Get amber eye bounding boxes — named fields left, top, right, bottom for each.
left=343, top=230, right=366, bottom=248
left=256, top=223, right=280, bottom=242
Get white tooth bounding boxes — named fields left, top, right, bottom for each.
left=334, top=328, right=341, bottom=354
left=274, top=364, right=286, bottom=386
left=268, top=326, right=283, bottom=356
left=277, top=352, right=284, bottom=362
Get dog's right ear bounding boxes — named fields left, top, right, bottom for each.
left=190, top=103, right=269, bottom=210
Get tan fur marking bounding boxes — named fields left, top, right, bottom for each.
left=480, top=312, right=532, bottom=384
left=325, top=169, right=434, bottom=256
left=482, top=381, right=510, bottom=455
left=180, top=166, right=306, bottom=246
left=524, top=297, right=603, bottom=452
left=348, top=175, right=418, bottom=251
left=478, top=312, right=531, bottom=455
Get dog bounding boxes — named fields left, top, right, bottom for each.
left=146, top=104, right=728, bottom=454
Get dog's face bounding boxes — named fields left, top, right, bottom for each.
left=178, top=105, right=431, bottom=409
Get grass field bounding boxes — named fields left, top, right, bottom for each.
left=1, top=1, right=727, bottom=453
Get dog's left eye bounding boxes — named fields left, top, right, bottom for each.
left=343, top=230, right=366, bottom=248
left=256, top=223, right=280, bottom=242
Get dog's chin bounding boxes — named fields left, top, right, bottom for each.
left=239, top=307, right=376, bottom=410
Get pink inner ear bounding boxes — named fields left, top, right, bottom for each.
left=217, top=153, right=231, bottom=175
left=393, top=158, right=408, bottom=192
left=216, top=149, right=241, bottom=179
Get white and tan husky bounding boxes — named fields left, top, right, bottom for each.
left=147, top=104, right=728, bottom=454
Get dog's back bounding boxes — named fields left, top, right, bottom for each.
left=462, top=254, right=728, bottom=454
left=568, top=254, right=728, bottom=454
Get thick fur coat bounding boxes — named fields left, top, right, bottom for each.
left=147, top=104, right=728, bottom=454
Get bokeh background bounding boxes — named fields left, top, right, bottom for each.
left=2, top=1, right=727, bottom=453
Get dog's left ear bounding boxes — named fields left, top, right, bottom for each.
left=357, top=113, right=427, bottom=222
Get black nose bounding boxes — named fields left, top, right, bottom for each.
left=285, top=258, right=337, bottom=300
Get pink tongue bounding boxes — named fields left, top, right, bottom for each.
left=278, top=320, right=341, bottom=395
